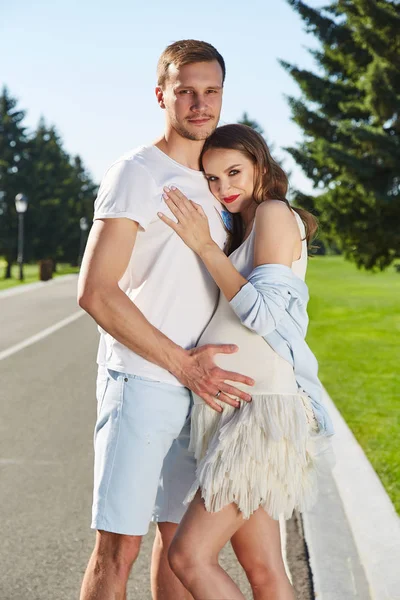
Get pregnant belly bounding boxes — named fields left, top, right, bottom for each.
left=197, top=298, right=298, bottom=395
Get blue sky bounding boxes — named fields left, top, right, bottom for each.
left=2, top=0, right=326, bottom=194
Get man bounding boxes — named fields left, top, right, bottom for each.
left=78, top=39, right=253, bottom=600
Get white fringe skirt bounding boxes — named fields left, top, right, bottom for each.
left=185, top=393, right=332, bottom=520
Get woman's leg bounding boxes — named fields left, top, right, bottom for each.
left=231, top=509, right=295, bottom=600
left=168, top=491, right=246, bottom=600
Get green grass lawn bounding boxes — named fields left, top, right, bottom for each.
left=0, top=261, right=79, bottom=291
left=306, top=256, right=400, bottom=513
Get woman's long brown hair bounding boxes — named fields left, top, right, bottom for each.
left=200, top=124, right=318, bottom=254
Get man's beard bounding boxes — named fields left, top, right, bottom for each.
left=172, top=116, right=217, bottom=141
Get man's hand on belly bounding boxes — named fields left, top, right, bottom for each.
left=174, top=345, right=254, bottom=412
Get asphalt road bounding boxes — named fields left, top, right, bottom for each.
left=0, top=277, right=311, bottom=600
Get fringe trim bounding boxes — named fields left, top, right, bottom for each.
left=186, top=394, right=333, bottom=520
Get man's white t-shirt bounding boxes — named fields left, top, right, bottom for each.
left=93, top=145, right=227, bottom=386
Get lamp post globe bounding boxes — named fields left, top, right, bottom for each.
left=15, top=193, right=29, bottom=281
left=15, top=193, right=29, bottom=214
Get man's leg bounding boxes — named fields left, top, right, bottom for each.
left=151, top=408, right=196, bottom=600
left=80, top=531, right=142, bottom=600
left=82, top=368, right=191, bottom=600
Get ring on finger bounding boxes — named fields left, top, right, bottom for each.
left=215, top=390, right=222, bottom=399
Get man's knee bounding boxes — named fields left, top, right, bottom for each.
left=94, top=530, right=142, bottom=578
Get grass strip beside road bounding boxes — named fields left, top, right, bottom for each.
left=306, top=256, right=400, bottom=513
left=0, top=262, right=79, bottom=291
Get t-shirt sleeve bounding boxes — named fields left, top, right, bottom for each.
left=93, top=159, right=158, bottom=230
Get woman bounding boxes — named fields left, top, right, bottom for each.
left=158, top=124, right=334, bottom=600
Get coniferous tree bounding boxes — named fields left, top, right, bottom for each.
left=238, top=112, right=279, bottom=156
left=281, top=0, right=400, bottom=269
left=0, top=89, right=97, bottom=273
left=27, top=120, right=96, bottom=267
left=27, top=119, right=75, bottom=265
left=61, top=155, right=96, bottom=265
left=0, top=87, right=30, bottom=278
left=238, top=112, right=265, bottom=135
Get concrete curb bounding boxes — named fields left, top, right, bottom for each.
left=323, top=389, right=400, bottom=600
left=0, top=274, right=78, bottom=299
left=303, top=469, right=371, bottom=599
left=304, top=389, right=400, bottom=600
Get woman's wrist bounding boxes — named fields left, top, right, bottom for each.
left=198, top=240, right=221, bottom=261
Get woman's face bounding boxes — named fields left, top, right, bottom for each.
left=202, top=148, right=256, bottom=214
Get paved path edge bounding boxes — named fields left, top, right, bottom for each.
left=0, top=274, right=78, bottom=299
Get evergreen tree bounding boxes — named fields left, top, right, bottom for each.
left=0, top=88, right=97, bottom=274
left=0, top=87, right=30, bottom=278
left=238, top=112, right=279, bottom=156
left=26, top=119, right=74, bottom=265
left=27, top=120, right=96, bottom=267
left=61, top=155, right=96, bottom=266
left=238, top=112, right=265, bottom=135
left=281, top=0, right=400, bottom=270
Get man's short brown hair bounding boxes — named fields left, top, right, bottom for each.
left=157, top=39, right=226, bottom=88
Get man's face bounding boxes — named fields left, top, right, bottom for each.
left=157, top=60, right=223, bottom=141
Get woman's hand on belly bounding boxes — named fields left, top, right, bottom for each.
left=175, top=343, right=254, bottom=413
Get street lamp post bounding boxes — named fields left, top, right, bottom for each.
left=0, top=191, right=5, bottom=216
left=78, top=217, right=89, bottom=267
left=15, top=193, right=29, bottom=281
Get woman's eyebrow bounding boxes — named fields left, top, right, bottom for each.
left=224, top=163, right=242, bottom=171
left=205, top=164, right=242, bottom=177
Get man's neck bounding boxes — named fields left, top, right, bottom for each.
left=154, top=132, right=204, bottom=171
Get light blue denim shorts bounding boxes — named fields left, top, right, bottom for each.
left=91, top=367, right=195, bottom=536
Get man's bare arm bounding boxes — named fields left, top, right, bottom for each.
left=78, top=218, right=253, bottom=411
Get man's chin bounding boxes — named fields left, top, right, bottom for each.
left=177, top=122, right=217, bottom=141
left=189, top=129, right=215, bottom=141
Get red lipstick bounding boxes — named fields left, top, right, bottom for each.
left=223, top=194, right=240, bottom=204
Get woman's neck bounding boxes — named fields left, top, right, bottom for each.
left=240, top=201, right=258, bottom=236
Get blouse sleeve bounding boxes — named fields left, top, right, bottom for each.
left=229, top=265, right=293, bottom=337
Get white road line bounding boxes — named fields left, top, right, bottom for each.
left=0, top=310, right=85, bottom=362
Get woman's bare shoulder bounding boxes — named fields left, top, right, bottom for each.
left=255, top=200, right=297, bottom=229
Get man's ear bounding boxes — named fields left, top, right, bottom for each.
left=155, top=86, right=166, bottom=109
